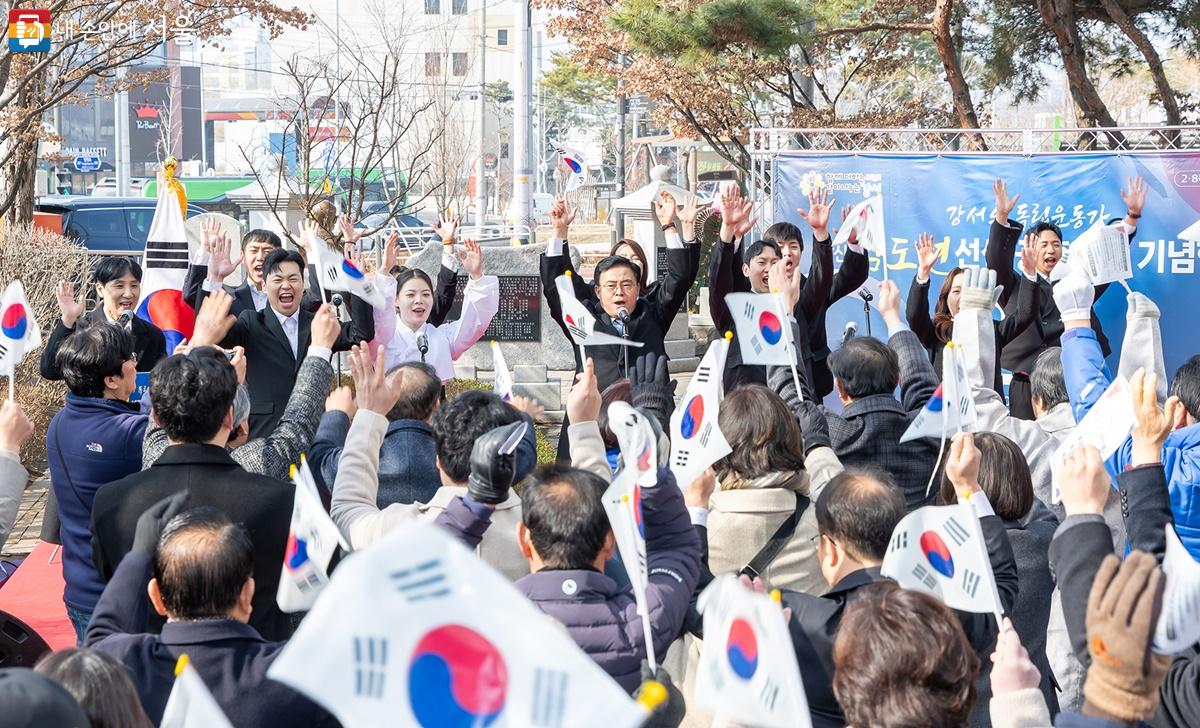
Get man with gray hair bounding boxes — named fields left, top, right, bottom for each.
left=140, top=310, right=340, bottom=480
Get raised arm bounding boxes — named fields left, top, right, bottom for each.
left=986, top=179, right=1023, bottom=308
left=444, top=239, right=499, bottom=360
left=540, top=200, right=577, bottom=340
left=240, top=353, right=336, bottom=481
left=428, top=216, right=461, bottom=327
left=0, top=402, right=30, bottom=552
left=1054, top=274, right=1110, bottom=422
left=877, top=280, right=939, bottom=412
left=795, top=190, right=835, bottom=322
left=906, top=233, right=942, bottom=352
left=40, top=280, right=88, bottom=381
left=651, top=192, right=701, bottom=324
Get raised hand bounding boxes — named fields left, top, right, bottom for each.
left=839, top=204, right=859, bottom=245
left=382, top=231, right=402, bottom=273
left=653, top=191, right=679, bottom=228
left=1019, top=235, right=1038, bottom=279
left=310, top=303, right=342, bottom=350
left=458, top=238, right=484, bottom=279
left=797, top=188, right=835, bottom=237
left=344, top=242, right=366, bottom=272
left=55, top=279, right=85, bottom=328
left=945, top=432, right=982, bottom=498
left=875, top=279, right=902, bottom=326
left=434, top=213, right=460, bottom=244
left=1059, top=445, right=1111, bottom=516
left=993, top=178, right=1019, bottom=225
left=768, top=259, right=802, bottom=314
left=190, top=289, right=236, bottom=347
left=567, top=357, right=601, bottom=424
left=325, top=386, right=357, bottom=418
left=1129, top=368, right=1181, bottom=466
left=296, top=219, right=321, bottom=254
left=337, top=214, right=362, bottom=245
left=510, top=395, right=545, bottom=422
left=0, top=400, right=33, bottom=454
left=550, top=199, right=576, bottom=238
left=1122, top=175, right=1147, bottom=218
left=915, top=233, right=938, bottom=281
left=201, top=217, right=222, bottom=251
left=718, top=184, right=746, bottom=243
left=678, top=195, right=700, bottom=240
left=990, top=619, right=1042, bottom=696
left=208, top=229, right=241, bottom=282
left=227, top=345, right=247, bottom=384
left=348, top=344, right=405, bottom=415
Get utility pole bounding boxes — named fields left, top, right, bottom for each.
left=115, top=66, right=130, bottom=196
left=511, top=0, right=533, bottom=243
left=534, top=30, right=543, bottom=196
left=475, top=0, right=487, bottom=235
left=614, top=57, right=626, bottom=241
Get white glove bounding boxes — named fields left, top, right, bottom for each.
left=1052, top=271, right=1094, bottom=321
left=958, top=266, right=1003, bottom=312
left=1126, top=291, right=1160, bottom=321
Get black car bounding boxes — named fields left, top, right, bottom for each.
left=35, top=196, right=207, bottom=253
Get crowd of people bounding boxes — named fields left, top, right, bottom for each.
left=0, top=173, right=1194, bottom=728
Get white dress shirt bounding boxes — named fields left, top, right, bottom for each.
left=273, top=308, right=301, bottom=358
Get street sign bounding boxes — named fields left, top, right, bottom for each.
left=73, top=155, right=101, bottom=172
left=483, top=153, right=498, bottom=171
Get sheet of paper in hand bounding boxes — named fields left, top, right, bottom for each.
left=1051, top=220, right=1132, bottom=287
left=1154, top=525, right=1200, bottom=654
left=1049, top=376, right=1135, bottom=503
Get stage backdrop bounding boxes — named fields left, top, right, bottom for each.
left=772, top=152, right=1200, bottom=378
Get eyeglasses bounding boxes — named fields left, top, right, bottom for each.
left=601, top=281, right=638, bottom=293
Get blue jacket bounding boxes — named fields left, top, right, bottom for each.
left=1061, top=327, right=1200, bottom=558
left=46, top=393, right=147, bottom=613
left=309, top=411, right=441, bottom=506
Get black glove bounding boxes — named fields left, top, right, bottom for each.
left=629, top=352, right=676, bottom=431
left=467, top=421, right=528, bottom=505
left=637, top=660, right=686, bottom=728
left=794, top=399, right=832, bottom=453
left=132, top=491, right=191, bottom=555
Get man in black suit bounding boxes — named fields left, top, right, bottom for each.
left=781, top=462, right=1018, bottom=728
left=90, top=348, right=297, bottom=641
left=708, top=187, right=869, bottom=398
left=191, top=248, right=373, bottom=438
left=986, top=177, right=1145, bottom=419
left=86, top=498, right=338, bottom=726
left=42, top=257, right=167, bottom=380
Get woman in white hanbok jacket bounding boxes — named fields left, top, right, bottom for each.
left=372, top=238, right=498, bottom=381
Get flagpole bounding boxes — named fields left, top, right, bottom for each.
left=966, top=493, right=1006, bottom=627
left=7, top=373, right=12, bottom=403
left=772, top=292, right=804, bottom=402
left=640, top=605, right=658, bottom=672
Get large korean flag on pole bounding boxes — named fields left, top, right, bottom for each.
left=267, top=523, right=646, bottom=728
left=138, top=173, right=194, bottom=352
left=694, top=575, right=811, bottom=728
left=670, top=336, right=732, bottom=489
left=881, top=503, right=1004, bottom=619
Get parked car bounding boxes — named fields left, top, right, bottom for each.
left=89, top=177, right=148, bottom=197
left=34, top=196, right=207, bottom=253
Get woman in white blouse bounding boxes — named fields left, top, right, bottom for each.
left=372, top=238, right=498, bottom=380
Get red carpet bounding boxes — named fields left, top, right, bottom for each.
left=0, top=540, right=75, bottom=650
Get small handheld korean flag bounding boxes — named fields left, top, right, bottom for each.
left=554, top=272, right=645, bottom=348
left=277, top=456, right=349, bottom=613
left=160, top=655, right=235, bottom=728
left=694, top=575, right=811, bottom=728
left=0, top=281, right=41, bottom=382
left=309, top=239, right=387, bottom=310
left=551, top=142, right=587, bottom=193
left=1154, top=525, right=1200, bottom=653
left=1048, top=375, right=1135, bottom=503
left=901, top=342, right=976, bottom=443
left=491, top=341, right=513, bottom=402
left=726, top=292, right=792, bottom=366
left=832, top=195, right=887, bottom=274
left=882, top=502, right=1004, bottom=619
left=670, top=337, right=732, bottom=489
left=267, top=523, right=645, bottom=728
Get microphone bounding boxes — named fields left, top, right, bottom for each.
left=857, top=288, right=874, bottom=304
left=117, top=310, right=133, bottom=331
left=416, top=332, right=429, bottom=363
left=843, top=320, right=857, bottom=344
left=330, top=293, right=344, bottom=307
left=616, top=306, right=630, bottom=331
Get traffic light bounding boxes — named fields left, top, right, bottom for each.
left=54, top=167, right=71, bottom=195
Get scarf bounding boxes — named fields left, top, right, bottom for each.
left=718, top=469, right=810, bottom=496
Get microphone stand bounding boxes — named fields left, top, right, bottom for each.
left=330, top=294, right=344, bottom=381
left=859, top=289, right=873, bottom=337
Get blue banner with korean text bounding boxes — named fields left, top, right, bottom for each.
left=772, top=152, right=1200, bottom=376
